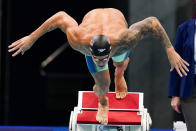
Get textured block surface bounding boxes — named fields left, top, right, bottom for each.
left=82, top=92, right=140, bottom=110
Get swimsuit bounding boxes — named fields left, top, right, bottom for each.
left=85, top=51, right=130, bottom=73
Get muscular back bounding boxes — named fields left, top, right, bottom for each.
left=80, top=8, right=127, bottom=38
left=66, top=8, right=128, bottom=55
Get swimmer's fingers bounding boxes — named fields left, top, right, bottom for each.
left=182, top=59, right=189, bottom=71
left=8, top=43, right=23, bottom=52
left=8, top=35, right=35, bottom=57
left=167, top=47, right=189, bottom=77
left=12, top=48, right=23, bottom=57
left=8, top=39, right=22, bottom=48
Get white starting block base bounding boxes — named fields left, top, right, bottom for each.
left=77, top=124, right=142, bottom=131
left=69, top=91, right=152, bottom=131
left=173, top=121, right=187, bottom=131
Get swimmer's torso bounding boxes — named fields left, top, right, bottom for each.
left=66, top=8, right=128, bottom=56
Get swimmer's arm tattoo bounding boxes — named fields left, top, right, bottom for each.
left=115, top=17, right=171, bottom=54
left=115, top=16, right=189, bottom=77
left=8, top=11, right=78, bottom=56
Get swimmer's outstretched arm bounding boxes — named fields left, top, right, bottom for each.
left=115, top=17, right=189, bottom=77
left=8, top=11, right=78, bottom=57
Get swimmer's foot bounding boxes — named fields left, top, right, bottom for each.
left=114, top=58, right=129, bottom=99
left=115, top=75, right=128, bottom=99
left=96, top=97, right=109, bottom=125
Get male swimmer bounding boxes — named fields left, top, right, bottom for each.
left=8, top=8, right=189, bottom=125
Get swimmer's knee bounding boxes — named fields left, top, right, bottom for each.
left=98, top=80, right=110, bottom=89
left=96, top=74, right=111, bottom=88
left=94, top=81, right=110, bottom=96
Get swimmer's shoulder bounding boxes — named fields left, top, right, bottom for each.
left=87, top=8, right=123, bottom=14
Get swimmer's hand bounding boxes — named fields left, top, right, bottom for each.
left=8, top=35, right=35, bottom=57
left=167, top=46, right=189, bottom=77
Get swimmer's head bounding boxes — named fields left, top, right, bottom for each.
left=90, top=35, right=111, bottom=68
left=90, top=35, right=111, bottom=56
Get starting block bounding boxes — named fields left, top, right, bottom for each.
left=69, top=91, right=152, bottom=131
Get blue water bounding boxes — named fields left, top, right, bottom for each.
left=0, top=126, right=173, bottom=131
left=0, top=126, right=68, bottom=131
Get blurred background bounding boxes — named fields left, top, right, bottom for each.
left=0, top=0, right=195, bottom=129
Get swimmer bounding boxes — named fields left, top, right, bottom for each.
left=8, top=8, right=189, bottom=125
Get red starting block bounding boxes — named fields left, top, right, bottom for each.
left=69, top=91, right=152, bottom=131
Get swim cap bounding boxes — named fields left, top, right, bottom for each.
left=90, top=35, right=111, bottom=56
